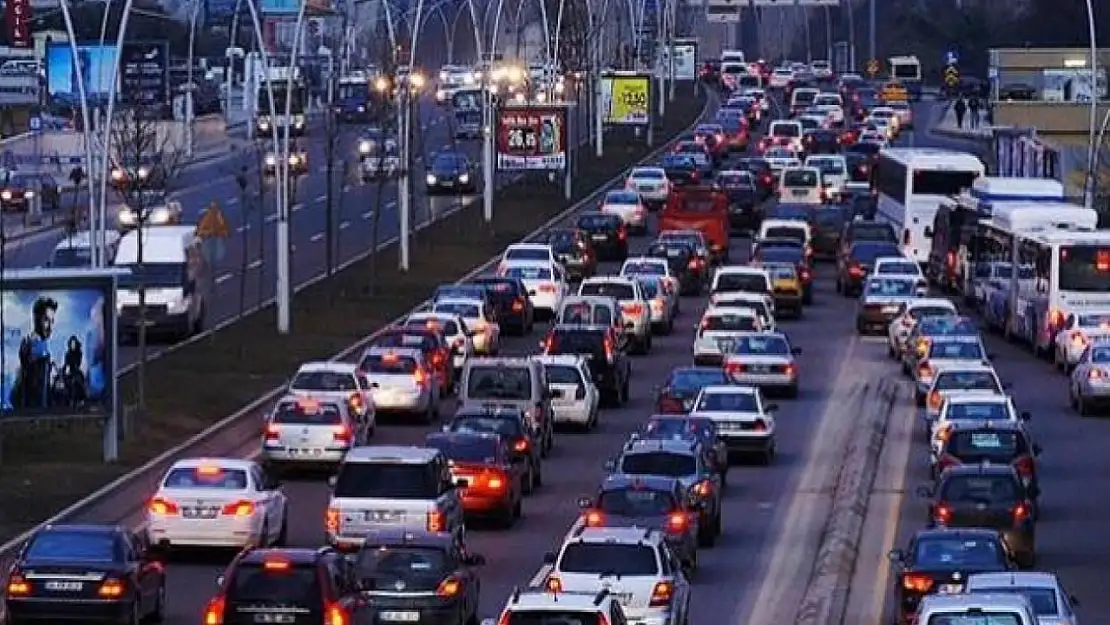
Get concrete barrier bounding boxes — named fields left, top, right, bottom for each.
left=794, top=378, right=899, bottom=625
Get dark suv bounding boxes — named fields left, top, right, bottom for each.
left=542, top=324, right=631, bottom=407
left=467, top=276, right=535, bottom=335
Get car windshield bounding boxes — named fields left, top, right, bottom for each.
left=850, top=223, right=898, bottom=243
left=813, top=208, right=846, bottom=228
left=544, top=365, right=582, bottom=385
left=605, top=191, right=639, bottom=205
left=505, top=248, right=550, bottom=262
left=714, top=273, right=767, bottom=293
left=809, top=159, right=845, bottom=174
left=504, top=266, right=552, bottom=280
left=272, top=400, right=343, bottom=425
left=361, top=354, right=419, bottom=374
left=967, top=588, right=1059, bottom=617
left=864, top=279, right=915, bottom=297
left=695, top=391, right=758, bottom=412
left=579, top=214, right=621, bottom=229
left=546, top=232, right=578, bottom=252
left=783, top=170, right=818, bottom=186
left=424, top=436, right=500, bottom=464
left=448, top=415, right=522, bottom=437
left=291, top=370, right=357, bottom=391
left=373, top=332, right=436, bottom=352
left=466, top=366, right=532, bottom=400
left=558, top=543, right=658, bottom=576
left=434, top=302, right=481, bottom=318
left=637, top=279, right=660, bottom=298
left=935, top=372, right=999, bottom=392
left=930, top=341, right=984, bottom=360
left=948, top=430, right=1024, bottom=458
left=50, top=246, right=94, bottom=268
left=163, top=467, right=249, bottom=489
left=909, top=306, right=955, bottom=320
left=620, top=452, right=696, bottom=477
left=580, top=282, right=635, bottom=299
left=913, top=537, right=1003, bottom=568
left=333, top=462, right=438, bottom=498
left=404, top=318, right=461, bottom=336
left=940, top=475, right=1021, bottom=504
left=549, top=331, right=605, bottom=356
left=772, top=124, right=800, bottom=138
left=432, top=154, right=464, bottom=170
left=734, top=335, right=790, bottom=355
left=623, top=261, right=665, bottom=275
left=766, top=148, right=794, bottom=159
left=597, top=488, right=677, bottom=517
left=668, top=369, right=728, bottom=393
left=632, top=169, right=665, bottom=180
left=26, top=531, right=118, bottom=561
left=1078, top=313, right=1110, bottom=328
left=945, top=401, right=1009, bottom=421
left=877, top=261, right=919, bottom=275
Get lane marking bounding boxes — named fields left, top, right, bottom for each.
left=310, top=232, right=324, bottom=242
left=215, top=273, right=234, bottom=285
left=226, top=197, right=239, bottom=205
left=248, top=259, right=263, bottom=270
left=265, top=214, right=278, bottom=223
left=339, top=221, right=350, bottom=230
left=361, top=210, right=374, bottom=219
left=235, top=225, right=249, bottom=234
left=315, top=194, right=326, bottom=203
left=529, top=565, right=552, bottom=588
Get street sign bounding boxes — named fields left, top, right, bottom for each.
left=944, top=65, right=960, bottom=87
left=707, top=0, right=747, bottom=19
left=28, top=115, right=40, bottom=133
left=866, top=59, right=880, bottom=77
left=945, top=49, right=959, bottom=66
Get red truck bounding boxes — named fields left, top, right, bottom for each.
left=659, top=184, right=730, bottom=262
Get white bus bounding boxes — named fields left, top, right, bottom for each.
left=888, top=55, right=922, bottom=100
left=973, top=202, right=1108, bottom=354
left=872, top=148, right=985, bottom=266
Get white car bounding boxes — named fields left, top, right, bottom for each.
left=913, top=335, right=990, bottom=400
left=805, top=154, right=848, bottom=199
left=690, top=384, right=777, bottom=464
left=813, top=92, right=843, bottom=108
left=620, top=256, right=680, bottom=294
left=431, top=297, right=501, bottom=355
left=625, top=166, right=672, bottom=207
left=765, top=120, right=803, bottom=152
left=500, top=243, right=559, bottom=270
left=1054, top=309, right=1110, bottom=372
left=810, top=60, right=833, bottom=79
left=693, top=306, right=762, bottom=366
left=964, top=572, right=1079, bottom=625
left=873, top=256, right=927, bottom=295
left=287, top=361, right=376, bottom=421
left=708, top=291, right=776, bottom=329
left=146, top=458, right=288, bottom=548
left=1069, top=336, right=1110, bottom=415
left=763, top=147, right=802, bottom=171
left=813, top=103, right=844, bottom=126
left=534, top=354, right=600, bottom=429
left=886, top=297, right=958, bottom=359
left=768, top=68, right=794, bottom=89
left=742, top=87, right=769, bottom=112
left=721, top=331, right=801, bottom=397
left=778, top=167, right=822, bottom=205
left=360, top=347, right=441, bottom=421
left=929, top=393, right=1026, bottom=457
left=261, top=394, right=369, bottom=469
left=888, top=101, right=913, bottom=128
left=578, top=276, right=653, bottom=354
left=500, top=260, right=570, bottom=317
left=866, top=110, right=898, bottom=138
left=922, top=362, right=1005, bottom=421
left=600, top=189, right=648, bottom=233
left=402, top=311, right=474, bottom=373
left=710, top=265, right=772, bottom=296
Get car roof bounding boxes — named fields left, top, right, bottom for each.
left=344, top=446, right=442, bottom=463
left=965, top=571, right=1062, bottom=590
left=295, top=362, right=359, bottom=374
left=698, top=383, right=757, bottom=396
left=623, top=438, right=699, bottom=454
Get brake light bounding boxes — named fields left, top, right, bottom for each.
left=431, top=350, right=446, bottom=366
left=902, top=573, right=934, bottom=593
left=724, top=361, right=746, bottom=377
left=325, top=602, right=348, bottom=625
left=347, top=393, right=364, bottom=414
left=784, top=363, right=798, bottom=377
left=332, top=424, right=352, bottom=443
left=1071, top=330, right=1087, bottom=347
left=752, top=419, right=768, bottom=432
left=511, top=297, right=525, bottom=312
left=204, top=596, right=226, bottom=625
left=325, top=507, right=340, bottom=532
left=649, top=581, right=675, bottom=607
left=427, top=510, right=446, bottom=532
left=221, top=500, right=255, bottom=517
left=575, top=385, right=586, bottom=400
left=585, top=510, right=604, bottom=526
left=933, top=502, right=954, bottom=524
left=688, top=258, right=704, bottom=270
left=618, top=227, right=628, bottom=241
left=1089, top=368, right=1105, bottom=380
left=693, top=480, right=713, bottom=497
left=539, top=282, right=557, bottom=293
left=915, top=338, right=930, bottom=357
left=623, top=302, right=644, bottom=316
left=436, top=578, right=462, bottom=598
left=1049, top=307, right=1064, bottom=328
left=799, top=268, right=812, bottom=281
left=264, top=423, right=281, bottom=441
left=848, top=263, right=864, bottom=277
left=149, top=496, right=179, bottom=516
left=1014, top=456, right=1035, bottom=477
left=918, top=363, right=933, bottom=378
left=7, top=574, right=30, bottom=596
left=513, top=438, right=530, bottom=452
left=414, top=367, right=429, bottom=387
left=545, top=576, right=562, bottom=592
left=99, top=578, right=125, bottom=598
left=665, top=512, right=688, bottom=533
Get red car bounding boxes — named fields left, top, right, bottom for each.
left=365, top=326, right=454, bottom=395
left=694, top=125, right=728, bottom=158
left=426, top=431, right=525, bottom=525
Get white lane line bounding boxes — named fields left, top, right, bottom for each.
left=292, top=203, right=303, bottom=212
left=215, top=273, right=234, bottom=285
left=361, top=210, right=374, bottom=219
left=235, top=225, right=249, bottom=234
left=339, top=221, right=350, bottom=230
left=226, top=197, right=239, bottom=205
left=314, top=194, right=326, bottom=203
left=310, top=232, right=324, bottom=242
left=385, top=200, right=397, bottom=208
left=248, top=259, right=263, bottom=270
left=342, top=184, right=352, bottom=192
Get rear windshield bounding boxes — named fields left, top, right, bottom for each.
left=544, top=365, right=583, bottom=385
left=939, top=475, right=1021, bottom=504
left=864, top=279, right=915, bottom=297
left=813, top=209, right=846, bottom=227
left=597, top=488, right=677, bottom=516
left=560, top=302, right=613, bottom=325
left=272, top=400, right=343, bottom=425
left=558, top=543, right=659, bottom=576
left=926, top=613, right=1021, bottom=625
left=163, top=467, right=249, bottom=489
left=466, top=366, right=533, bottom=400
left=782, top=170, right=818, bottom=186
left=929, top=341, right=984, bottom=360
left=877, top=261, right=919, bottom=275
left=434, top=302, right=481, bottom=318
left=919, top=317, right=978, bottom=336
left=424, top=437, right=500, bottom=463
left=374, top=332, right=436, bottom=351
left=852, top=243, right=903, bottom=263
left=291, top=371, right=357, bottom=392
left=944, top=401, right=1009, bottom=421
left=228, top=564, right=321, bottom=607
left=912, top=537, right=1003, bottom=568
left=703, top=314, right=756, bottom=332
left=505, top=248, right=550, bottom=262
left=579, top=282, right=635, bottom=299
left=734, top=335, right=790, bottom=355
left=448, top=415, right=523, bottom=437
left=850, top=223, right=898, bottom=243
left=404, top=318, right=461, bottom=336
left=668, top=369, right=728, bottom=392
left=549, top=331, right=605, bottom=355
left=333, top=462, right=439, bottom=499
left=909, top=306, right=954, bottom=320
left=508, top=612, right=604, bottom=625
left=717, top=173, right=753, bottom=186
left=361, top=354, right=419, bottom=374
left=935, top=371, right=999, bottom=392
left=714, top=273, right=768, bottom=293
left=638, top=279, right=660, bottom=298
left=26, top=532, right=118, bottom=562
left=695, top=391, right=757, bottom=412
left=578, top=214, right=620, bottom=229
left=623, top=261, right=666, bottom=275
left=606, top=191, right=639, bottom=204
left=772, top=124, right=800, bottom=137
left=504, top=266, right=552, bottom=280
left=948, top=430, right=1025, bottom=457
left=966, top=588, right=1058, bottom=617
left=619, top=452, right=696, bottom=477
left=632, top=169, right=665, bottom=180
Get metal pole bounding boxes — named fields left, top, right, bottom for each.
left=97, top=0, right=137, bottom=275
left=845, top=0, right=855, bottom=71
left=185, top=0, right=201, bottom=158
left=824, top=6, right=832, bottom=62
left=225, top=0, right=244, bottom=120
left=803, top=6, right=811, bottom=62
left=484, top=0, right=508, bottom=223
left=868, top=0, right=875, bottom=67
left=59, top=0, right=98, bottom=266
left=399, top=0, right=427, bottom=269
left=1083, top=0, right=1098, bottom=209
left=655, top=0, right=665, bottom=119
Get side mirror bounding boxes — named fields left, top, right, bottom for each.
left=603, top=459, right=616, bottom=471
left=764, top=403, right=778, bottom=412
left=1020, top=411, right=1032, bottom=421
left=327, top=475, right=338, bottom=489
left=916, top=485, right=933, bottom=498
left=1033, top=443, right=1043, bottom=456
left=464, top=554, right=487, bottom=566
left=923, top=226, right=933, bottom=238
left=577, top=496, right=592, bottom=509
left=542, top=551, right=557, bottom=565
left=887, top=548, right=905, bottom=563
left=791, top=347, right=803, bottom=355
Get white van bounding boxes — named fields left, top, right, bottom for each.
left=778, top=167, right=823, bottom=204
left=113, top=225, right=210, bottom=340
left=48, top=231, right=121, bottom=268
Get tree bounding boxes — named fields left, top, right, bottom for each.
left=323, top=61, right=341, bottom=276
left=362, top=24, right=400, bottom=295
left=109, top=106, right=188, bottom=416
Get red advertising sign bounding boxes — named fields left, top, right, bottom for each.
left=496, top=104, right=568, bottom=171
left=5, top=0, right=31, bottom=49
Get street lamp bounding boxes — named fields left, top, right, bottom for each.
left=1082, top=0, right=1098, bottom=209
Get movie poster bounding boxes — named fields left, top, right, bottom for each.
left=0, top=286, right=110, bottom=416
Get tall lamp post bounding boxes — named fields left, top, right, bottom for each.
left=1082, top=0, right=1099, bottom=210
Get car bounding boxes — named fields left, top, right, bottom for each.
left=645, top=239, right=707, bottom=295
left=836, top=241, right=904, bottom=296
left=634, top=275, right=679, bottom=334
left=922, top=363, right=1006, bottom=419
left=352, top=529, right=486, bottom=623
left=114, top=199, right=184, bottom=231
left=690, top=383, right=777, bottom=464
left=467, top=276, right=536, bottom=336
left=431, top=283, right=495, bottom=308
left=855, top=276, right=920, bottom=335
left=488, top=588, right=631, bottom=625
left=499, top=260, right=569, bottom=319
left=929, top=393, right=1029, bottom=452
left=901, top=315, right=981, bottom=375
left=839, top=219, right=898, bottom=257
left=932, top=419, right=1042, bottom=499
left=809, top=206, right=848, bottom=260
left=600, top=189, right=649, bottom=234
left=426, top=151, right=478, bottom=193
left=457, top=357, right=555, bottom=455
left=710, top=265, right=772, bottom=296
left=604, top=439, right=722, bottom=545
left=443, top=405, right=543, bottom=493
left=755, top=219, right=812, bottom=259
left=578, top=277, right=653, bottom=355
left=635, top=415, right=729, bottom=480
left=110, top=156, right=169, bottom=188
left=368, top=326, right=455, bottom=395
left=1054, top=309, right=1110, bottom=372
left=693, top=125, right=727, bottom=159
left=574, top=474, right=701, bottom=572
left=873, top=256, right=927, bottom=292
left=720, top=330, right=801, bottom=394
left=886, top=298, right=959, bottom=360
left=805, top=154, right=848, bottom=199
left=763, top=146, right=802, bottom=172
left=888, top=100, right=913, bottom=128
left=0, top=172, right=61, bottom=212
left=4, top=524, right=167, bottom=625
left=661, top=154, right=701, bottom=186
left=914, top=594, right=1037, bottom=625
left=620, top=256, right=681, bottom=296
left=654, top=366, right=733, bottom=414
left=913, top=335, right=990, bottom=400
left=500, top=243, right=559, bottom=269
left=147, top=457, right=288, bottom=549
left=554, top=295, right=623, bottom=335
left=540, top=229, right=594, bottom=282
left=657, top=229, right=713, bottom=268
left=533, top=354, right=601, bottom=429
left=263, top=145, right=309, bottom=175
left=757, top=262, right=806, bottom=314
left=671, top=141, right=713, bottom=177
left=732, top=157, right=777, bottom=198
left=425, top=431, right=525, bottom=525
left=285, top=360, right=373, bottom=421
left=693, top=306, right=762, bottom=366
left=715, top=170, right=761, bottom=232
left=539, top=324, right=631, bottom=407
left=921, top=463, right=1037, bottom=567
left=887, top=529, right=1016, bottom=624
left=432, top=298, right=502, bottom=356
left=576, top=211, right=629, bottom=261
left=361, top=347, right=442, bottom=421
left=261, top=395, right=369, bottom=471
left=402, top=312, right=474, bottom=377
left=707, top=291, right=776, bottom=329
left=626, top=166, right=672, bottom=209
left=764, top=121, right=803, bottom=153
left=1069, top=337, right=1110, bottom=415
left=777, top=167, right=822, bottom=205
left=964, top=572, right=1080, bottom=625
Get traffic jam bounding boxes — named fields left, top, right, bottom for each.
left=2, top=54, right=1096, bottom=625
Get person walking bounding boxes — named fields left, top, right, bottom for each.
left=968, top=96, right=981, bottom=128
left=953, top=96, right=967, bottom=129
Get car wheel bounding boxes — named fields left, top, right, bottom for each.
left=1076, top=392, right=1091, bottom=417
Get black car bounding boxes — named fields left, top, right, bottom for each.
left=545, top=228, right=597, bottom=280
left=933, top=421, right=1041, bottom=500
left=732, top=157, right=775, bottom=199
left=811, top=206, right=848, bottom=260
left=655, top=366, right=732, bottom=414
left=920, top=464, right=1038, bottom=567
left=541, top=324, right=631, bottom=407
left=802, top=128, right=840, bottom=155
left=0, top=172, right=61, bottom=212
left=661, top=154, right=700, bottom=186
left=646, top=240, right=705, bottom=295
left=638, top=414, right=729, bottom=481
left=443, top=406, right=543, bottom=492
left=427, top=151, right=477, bottom=193
left=4, top=524, right=167, bottom=625
left=110, top=156, right=167, bottom=190
left=206, top=547, right=357, bottom=625
left=716, top=170, right=760, bottom=232
left=888, top=529, right=1014, bottom=624
left=576, top=211, right=628, bottom=262
left=352, top=529, right=485, bottom=624
left=467, top=276, right=535, bottom=335
left=836, top=241, right=903, bottom=296
left=844, top=152, right=873, bottom=182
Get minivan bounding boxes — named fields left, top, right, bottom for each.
left=113, top=225, right=210, bottom=341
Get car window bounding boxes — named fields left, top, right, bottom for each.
left=466, top=366, right=533, bottom=400
left=934, top=371, right=999, bottom=392
left=912, top=536, right=1003, bottom=568
left=291, top=371, right=357, bottom=391
left=620, top=452, right=696, bottom=477
left=782, top=170, right=818, bottom=186
left=597, top=488, right=677, bottom=516
left=695, top=391, right=757, bottom=412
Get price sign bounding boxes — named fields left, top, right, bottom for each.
left=602, top=74, right=651, bottom=125
left=496, top=104, right=568, bottom=171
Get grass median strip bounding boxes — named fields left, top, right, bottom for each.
left=0, top=91, right=707, bottom=543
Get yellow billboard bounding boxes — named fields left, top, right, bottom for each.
left=602, top=75, right=650, bottom=125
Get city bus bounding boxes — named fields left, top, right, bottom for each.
left=871, top=148, right=984, bottom=266
left=888, top=55, right=922, bottom=101
left=255, top=80, right=307, bottom=137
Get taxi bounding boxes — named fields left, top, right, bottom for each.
left=755, top=262, right=803, bottom=318
left=431, top=297, right=501, bottom=355
left=1053, top=309, right=1110, bottom=372
left=261, top=395, right=366, bottom=471
left=886, top=298, right=958, bottom=360
left=360, top=347, right=442, bottom=422
left=721, top=331, right=801, bottom=398
left=923, top=362, right=1006, bottom=421
left=146, top=458, right=289, bottom=549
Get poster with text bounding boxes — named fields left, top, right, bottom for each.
left=46, top=43, right=118, bottom=107
left=5, top=0, right=31, bottom=49
left=600, top=74, right=650, bottom=125
left=496, top=105, right=568, bottom=171
left=668, top=43, right=698, bottom=80
left=120, top=41, right=169, bottom=108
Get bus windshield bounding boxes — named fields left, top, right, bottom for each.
left=1059, top=245, right=1110, bottom=292
left=891, top=62, right=920, bottom=80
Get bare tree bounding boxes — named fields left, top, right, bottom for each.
left=110, top=106, right=188, bottom=415
left=361, top=24, right=400, bottom=295
left=235, top=164, right=250, bottom=320
left=323, top=65, right=341, bottom=276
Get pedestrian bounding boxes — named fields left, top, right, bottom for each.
left=953, top=97, right=967, bottom=129
left=968, top=96, right=981, bottom=128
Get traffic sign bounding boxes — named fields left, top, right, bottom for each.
left=28, top=115, right=41, bottom=133
left=944, top=65, right=960, bottom=87
left=866, top=59, right=880, bottom=77
left=945, top=49, right=959, bottom=66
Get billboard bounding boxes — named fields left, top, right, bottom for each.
left=600, top=74, right=650, bottom=125
left=667, top=42, right=698, bottom=80
left=5, top=0, right=31, bottom=49
left=0, top=272, right=117, bottom=420
left=120, top=41, right=169, bottom=107
left=45, top=43, right=118, bottom=107
left=261, top=0, right=331, bottom=15
left=496, top=104, right=568, bottom=171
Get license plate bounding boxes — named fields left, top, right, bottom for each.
left=592, top=234, right=608, bottom=241
left=882, top=306, right=899, bottom=313
left=381, top=612, right=421, bottom=622
left=750, top=365, right=770, bottom=373
left=368, top=510, right=402, bottom=522
left=717, top=340, right=735, bottom=352
left=254, top=615, right=295, bottom=624
left=184, top=508, right=219, bottom=519
left=611, top=593, right=634, bottom=603
left=939, top=584, right=962, bottom=594
left=44, top=581, right=82, bottom=591
left=791, top=189, right=807, bottom=196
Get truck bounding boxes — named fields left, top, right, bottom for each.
left=659, top=184, right=730, bottom=262
left=254, top=65, right=307, bottom=137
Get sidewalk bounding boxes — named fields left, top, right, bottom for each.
left=1, top=207, right=75, bottom=244
left=930, top=102, right=994, bottom=140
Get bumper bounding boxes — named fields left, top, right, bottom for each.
left=371, top=389, right=433, bottom=412
left=1077, top=382, right=1110, bottom=401
left=261, top=445, right=348, bottom=465
left=148, top=514, right=262, bottom=548
left=551, top=400, right=592, bottom=424
left=472, top=332, right=496, bottom=354
left=528, top=292, right=560, bottom=313
left=461, top=491, right=515, bottom=515
left=728, top=372, right=796, bottom=388
left=362, top=602, right=459, bottom=625
left=5, top=598, right=137, bottom=623
left=720, top=433, right=773, bottom=452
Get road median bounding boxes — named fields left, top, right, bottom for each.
left=0, top=88, right=710, bottom=547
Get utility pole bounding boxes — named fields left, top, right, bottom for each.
left=324, top=53, right=337, bottom=276
left=868, top=0, right=876, bottom=66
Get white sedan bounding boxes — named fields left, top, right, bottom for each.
left=600, top=189, right=648, bottom=234
left=1054, top=310, right=1110, bottom=372
left=625, top=167, right=671, bottom=208
left=146, top=458, right=288, bottom=549
left=500, top=260, right=569, bottom=317
left=432, top=297, right=501, bottom=355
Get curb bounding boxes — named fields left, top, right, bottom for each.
left=794, top=378, right=898, bottom=625
left=0, top=91, right=716, bottom=557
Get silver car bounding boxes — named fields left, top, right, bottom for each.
left=1069, top=337, right=1110, bottom=416
left=261, top=394, right=367, bottom=470
left=965, top=572, right=1080, bottom=625
left=912, top=335, right=990, bottom=401
left=721, top=331, right=802, bottom=398
left=578, top=277, right=653, bottom=355
left=533, top=354, right=600, bottom=429
left=287, top=361, right=376, bottom=424
left=361, top=347, right=441, bottom=422
left=635, top=275, right=679, bottom=335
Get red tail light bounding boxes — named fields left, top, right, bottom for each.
left=902, top=573, right=933, bottom=593
left=724, top=361, right=746, bottom=377
left=264, top=423, right=281, bottom=441
left=799, top=268, right=812, bottom=281
left=752, top=419, right=768, bottom=432
left=665, top=512, right=689, bottom=533
left=933, top=502, right=953, bottom=524
left=513, top=438, right=530, bottom=452
left=584, top=510, right=604, bottom=526
left=783, top=363, right=798, bottom=377
left=1012, top=502, right=1032, bottom=522
left=603, top=335, right=615, bottom=361
left=431, top=350, right=446, bottom=366
left=546, top=576, right=563, bottom=592
left=325, top=507, right=340, bottom=532
left=332, top=425, right=352, bottom=443
left=348, top=393, right=364, bottom=414
left=436, top=578, right=462, bottom=598
left=848, top=263, right=864, bottom=277
left=618, top=227, right=628, bottom=241
left=204, top=596, right=226, bottom=625
left=623, top=302, right=644, bottom=316
left=221, top=500, right=255, bottom=517
left=693, top=480, right=713, bottom=497
left=426, top=510, right=446, bottom=532
left=511, top=297, right=525, bottom=312
left=649, top=581, right=675, bottom=607
left=325, top=602, right=349, bottom=625
left=1013, top=456, right=1035, bottom=477
left=414, top=367, right=429, bottom=387
left=149, top=496, right=180, bottom=516
left=946, top=251, right=957, bottom=268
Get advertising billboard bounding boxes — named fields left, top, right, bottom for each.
left=0, top=272, right=117, bottom=420
left=666, top=42, right=698, bottom=80
left=261, top=0, right=331, bottom=15
left=120, top=41, right=169, bottom=107
left=5, top=0, right=31, bottom=49
left=600, top=74, right=650, bottom=125
left=46, top=43, right=118, bottom=107
left=496, top=104, right=568, bottom=171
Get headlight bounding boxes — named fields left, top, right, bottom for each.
left=357, top=105, right=365, bottom=112
left=111, top=169, right=124, bottom=181
left=265, top=154, right=277, bottom=165
left=358, top=140, right=372, bottom=154
left=137, top=167, right=149, bottom=179
left=23, top=190, right=34, bottom=199
left=289, top=154, right=301, bottom=165
left=258, top=120, right=270, bottom=130
left=436, top=89, right=447, bottom=101
left=459, top=173, right=469, bottom=183
left=426, top=174, right=437, bottom=185
left=118, top=209, right=136, bottom=224
left=167, top=297, right=190, bottom=313
left=149, top=207, right=170, bottom=224
left=0, top=190, right=10, bottom=200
